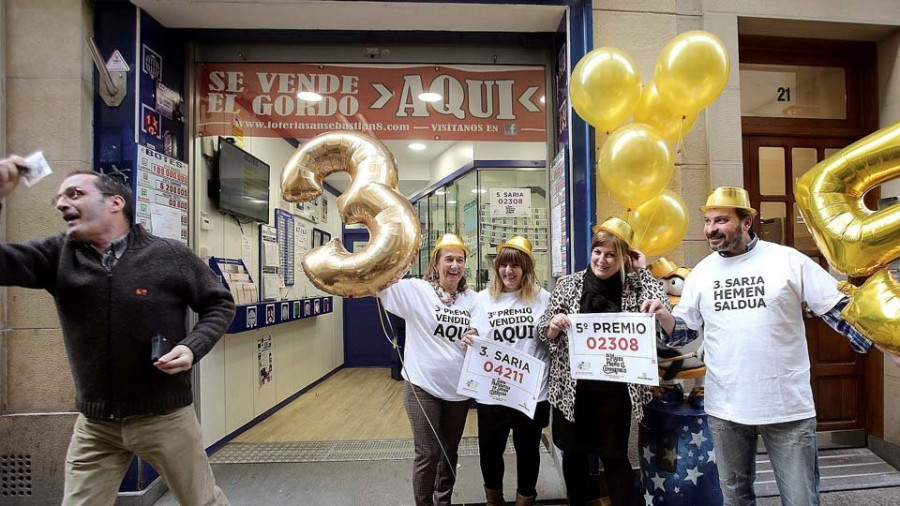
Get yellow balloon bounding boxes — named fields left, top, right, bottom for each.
left=634, top=81, right=698, bottom=142
left=795, top=121, right=900, bottom=353
left=838, top=272, right=900, bottom=353
left=281, top=131, right=421, bottom=297
left=625, top=190, right=689, bottom=257
left=794, top=122, right=900, bottom=276
left=570, top=47, right=642, bottom=132
left=598, top=123, right=674, bottom=209
left=655, top=30, right=730, bottom=115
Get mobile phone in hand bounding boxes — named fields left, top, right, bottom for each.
left=151, top=334, right=172, bottom=362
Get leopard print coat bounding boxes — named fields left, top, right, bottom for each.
left=537, top=268, right=671, bottom=423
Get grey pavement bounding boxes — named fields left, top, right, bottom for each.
left=151, top=455, right=900, bottom=505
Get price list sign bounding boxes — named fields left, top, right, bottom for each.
left=136, top=145, right=189, bottom=244
left=567, top=313, right=659, bottom=386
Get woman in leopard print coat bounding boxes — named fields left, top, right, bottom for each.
left=537, top=222, right=671, bottom=506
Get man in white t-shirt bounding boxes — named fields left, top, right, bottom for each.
left=643, top=186, right=900, bottom=506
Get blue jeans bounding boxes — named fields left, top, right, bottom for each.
left=707, top=415, right=819, bottom=506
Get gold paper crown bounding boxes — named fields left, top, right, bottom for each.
left=496, top=236, right=534, bottom=261
left=649, top=257, right=678, bottom=278
left=700, top=186, right=758, bottom=216
left=431, top=233, right=470, bottom=258
left=592, top=217, right=634, bottom=248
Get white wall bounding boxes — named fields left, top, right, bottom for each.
left=196, top=136, right=344, bottom=446
left=429, top=141, right=474, bottom=182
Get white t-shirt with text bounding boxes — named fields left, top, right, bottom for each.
left=673, top=240, right=843, bottom=425
left=379, top=278, right=475, bottom=401
left=469, top=288, right=552, bottom=402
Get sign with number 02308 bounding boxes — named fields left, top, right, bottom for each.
left=567, top=313, right=659, bottom=386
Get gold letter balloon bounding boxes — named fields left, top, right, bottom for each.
left=795, top=121, right=900, bottom=351
left=570, top=47, right=642, bottom=133
left=654, top=30, right=730, bottom=116
left=281, top=131, right=421, bottom=298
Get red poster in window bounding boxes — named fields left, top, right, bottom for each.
left=197, top=64, right=546, bottom=142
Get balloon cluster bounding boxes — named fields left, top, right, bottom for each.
left=571, top=31, right=730, bottom=257
left=795, top=122, right=900, bottom=352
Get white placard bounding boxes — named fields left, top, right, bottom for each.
left=567, top=313, right=659, bottom=386
left=457, top=338, right=545, bottom=418
left=257, top=335, right=273, bottom=385
left=149, top=203, right=183, bottom=242
left=490, top=188, right=531, bottom=218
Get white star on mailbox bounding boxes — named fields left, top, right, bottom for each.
left=689, top=431, right=708, bottom=448
left=642, top=445, right=655, bottom=464
left=685, top=466, right=704, bottom=485
left=651, top=473, right=666, bottom=491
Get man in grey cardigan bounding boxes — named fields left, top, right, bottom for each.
left=0, top=156, right=235, bottom=505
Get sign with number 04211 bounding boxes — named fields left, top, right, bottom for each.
left=567, top=313, right=659, bottom=386
left=457, top=338, right=545, bottom=418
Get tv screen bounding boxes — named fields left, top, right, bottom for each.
left=217, top=138, right=270, bottom=223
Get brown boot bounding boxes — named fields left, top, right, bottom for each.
left=515, top=492, right=536, bottom=506
left=484, top=486, right=505, bottom=506
left=586, top=497, right=612, bottom=506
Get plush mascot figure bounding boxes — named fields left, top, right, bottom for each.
left=650, top=257, right=705, bottom=407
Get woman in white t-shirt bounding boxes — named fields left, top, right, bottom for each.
left=462, top=236, right=550, bottom=506
left=378, top=233, right=476, bottom=506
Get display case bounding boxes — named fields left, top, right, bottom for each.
left=412, top=166, right=549, bottom=291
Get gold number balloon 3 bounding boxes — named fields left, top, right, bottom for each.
left=795, top=121, right=900, bottom=351
left=281, top=131, right=421, bottom=298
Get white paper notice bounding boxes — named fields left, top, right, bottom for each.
left=457, top=338, right=545, bottom=418
left=567, top=313, right=659, bottom=386
left=261, top=271, right=280, bottom=301
left=263, top=241, right=280, bottom=268
left=490, top=188, right=531, bottom=218
left=241, top=235, right=253, bottom=267
left=149, top=204, right=183, bottom=241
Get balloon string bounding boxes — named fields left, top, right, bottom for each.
left=375, top=297, right=466, bottom=505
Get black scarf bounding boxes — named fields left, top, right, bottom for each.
left=579, top=267, right=623, bottom=314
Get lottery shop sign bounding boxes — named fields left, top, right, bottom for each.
left=197, top=63, right=546, bottom=142
left=567, top=313, right=659, bottom=386
left=457, top=338, right=545, bottom=418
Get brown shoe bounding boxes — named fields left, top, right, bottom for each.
left=586, top=497, right=612, bottom=506
left=485, top=486, right=505, bottom=506
left=515, top=492, right=536, bottom=506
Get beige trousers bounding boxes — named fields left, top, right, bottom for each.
left=63, top=405, right=228, bottom=506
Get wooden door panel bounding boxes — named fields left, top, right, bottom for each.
left=746, top=137, right=866, bottom=431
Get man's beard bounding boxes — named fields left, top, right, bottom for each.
left=707, top=232, right=742, bottom=254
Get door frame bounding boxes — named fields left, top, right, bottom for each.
left=739, top=34, right=884, bottom=439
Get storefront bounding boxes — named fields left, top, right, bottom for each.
left=2, top=1, right=900, bottom=504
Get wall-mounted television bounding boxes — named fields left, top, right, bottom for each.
left=216, top=138, right=270, bottom=223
